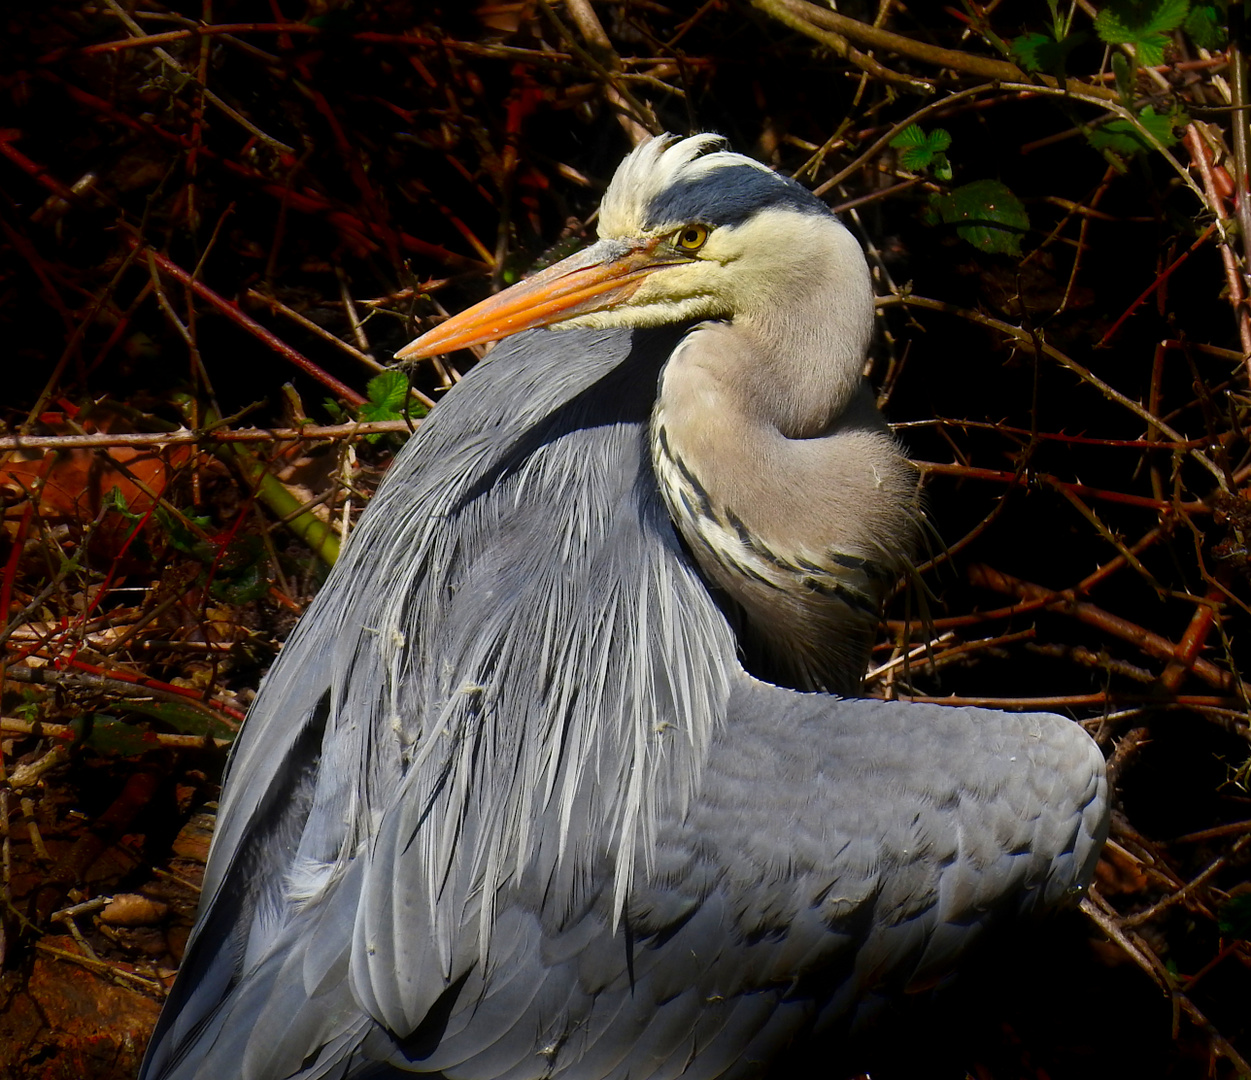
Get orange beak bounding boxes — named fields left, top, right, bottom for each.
left=396, top=238, right=676, bottom=361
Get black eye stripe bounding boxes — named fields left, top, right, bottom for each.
left=644, top=163, right=830, bottom=230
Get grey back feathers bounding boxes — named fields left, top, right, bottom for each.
left=140, top=136, right=1108, bottom=1080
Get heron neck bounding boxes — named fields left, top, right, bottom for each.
left=649, top=290, right=912, bottom=692
left=732, top=319, right=860, bottom=437
left=728, top=228, right=875, bottom=438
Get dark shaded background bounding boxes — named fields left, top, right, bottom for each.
left=1, top=2, right=1248, bottom=1077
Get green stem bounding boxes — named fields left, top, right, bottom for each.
left=193, top=404, right=342, bottom=566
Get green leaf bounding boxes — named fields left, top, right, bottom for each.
left=1184, top=4, right=1227, bottom=49
left=100, top=486, right=148, bottom=553
left=365, top=369, right=409, bottom=411
left=1095, top=0, right=1190, bottom=66
left=1135, top=33, right=1169, bottom=66
left=1095, top=0, right=1190, bottom=39
left=896, top=145, right=932, bottom=172
left=927, top=180, right=1030, bottom=257
left=101, top=486, right=133, bottom=517
left=208, top=535, right=271, bottom=604
left=1012, top=31, right=1053, bottom=72
left=155, top=507, right=216, bottom=562
left=323, top=398, right=346, bottom=423
left=1011, top=29, right=1087, bottom=74
left=890, top=123, right=928, bottom=149
left=1087, top=106, right=1184, bottom=156
left=359, top=369, right=422, bottom=441
left=210, top=557, right=269, bottom=604
left=122, top=699, right=237, bottom=741
left=889, top=125, right=952, bottom=174
left=74, top=714, right=155, bottom=756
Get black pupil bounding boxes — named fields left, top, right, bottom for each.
left=683, top=228, right=700, bottom=246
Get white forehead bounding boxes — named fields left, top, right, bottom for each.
left=598, top=134, right=782, bottom=236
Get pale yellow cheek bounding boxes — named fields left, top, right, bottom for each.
left=632, top=261, right=731, bottom=304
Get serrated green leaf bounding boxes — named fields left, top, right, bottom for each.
left=1141, top=0, right=1190, bottom=34
left=1137, top=31, right=1171, bottom=65
left=1087, top=106, right=1183, bottom=155
left=1095, top=0, right=1189, bottom=41
left=359, top=369, right=416, bottom=440
left=1184, top=4, right=1227, bottom=49
left=1011, top=32, right=1051, bottom=72
left=1086, top=123, right=1144, bottom=156
left=359, top=402, right=405, bottom=434
left=889, top=123, right=929, bottom=149
left=359, top=402, right=399, bottom=422
left=366, top=369, right=409, bottom=410
left=1095, top=0, right=1189, bottom=65
left=897, top=145, right=934, bottom=171
left=927, top=180, right=1030, bottom=257
left=1137, top=104, right=1184, bottom=146
left=1012, top=28, right=1088, bottom=74
left=1094, top=6, right=1132, bottom=41
left=890, top=125, right=952, bottom=174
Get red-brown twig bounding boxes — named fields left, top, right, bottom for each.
left=0, top=422, right=414, bottom=453
left=134, top=242, right=367, bottom=407
left=968, top=564, right=1235, bottom=692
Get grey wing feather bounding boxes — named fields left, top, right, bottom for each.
left=140, top=325, right=1107, bottom=1080
left=145, top=685, right=1107, bottom=1079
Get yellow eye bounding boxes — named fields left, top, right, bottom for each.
left=675, top=224, right=709, bottom=252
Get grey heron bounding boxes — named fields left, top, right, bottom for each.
left=140, top=134, right=1108, bottom=1080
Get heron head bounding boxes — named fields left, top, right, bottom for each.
left=396, top=134, right=862, bottom=361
